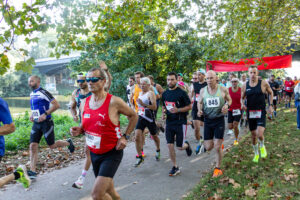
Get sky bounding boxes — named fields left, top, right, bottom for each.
left=286, top=61, right=300, bottom=79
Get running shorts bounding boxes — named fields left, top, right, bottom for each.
left=228, top=111, right=241, bottom=123
left=135, top=116, right=157, bottom=135
left=247, top=110, right=266, bottom=131
left=204, top=117, right=225, bottom=140
left=30, top=119, right=55, bottom=145
left=165, top=124, right=187, bottom=147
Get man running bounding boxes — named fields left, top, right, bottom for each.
left=240, top=74, right=248, bottom=127
left=284, top=77, right=295, bottom=108
left=70, top=68, right=138, bottom=200
left=190, top=69, right=207, bottom=154
left=197, top=70, right=232, bottom=177
left=241, top=65, right=273, bottom=163
left=228, top=78, right=242, bottom=145
left=162, top=72, right=193, bottom=176
left=276, top=77, right=284, bottom=104
left=69, top=73, right=92, bottom=189
left=126, top=76, right=135, bottom=106
left=27, top=75, right=75, bottom=179
left=134, top=77, right=160, bottom=167
left=268, top=75, right=280, bottom=117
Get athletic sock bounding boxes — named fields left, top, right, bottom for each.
left=259, top=139, right=264, bottom=148
left=81, top=170, right=87, bottom=178
left=14, top=171, right=20, bottom=180
left=253, top=144, right=259, bottom=155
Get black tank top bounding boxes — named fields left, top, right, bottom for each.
left=246, top=80, right=265, bottom=110
left=193, top=82, right=207, bottom=101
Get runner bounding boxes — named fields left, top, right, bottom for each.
left=0, top=165, right=31, bottom=188
left=161, top=72, right=193, bottom=176
left=27, top=75, right=75, bottom=179
left=190, top=69, right=207, bottom=155
left=284, top=77, right=295, bottom=108
left=134, top=77, right=160, bottom=167
left=240, top=74, right=248, bottom=127
left=126, top=76, right=135, bottom=106
left=268, top=75, right=280, bottom=117
left=228, top=78, right=242, bottom=145
left=276, top=77, right=284, bottom=104
left=241, top=65, right=274, bottom=163
left=197, top=70, right=232, bottom=177
left=177, top=73, right=190, bottom=94
left=69, top=73, right=92, bottom=189
left=70, top=67, right=138, bottom=200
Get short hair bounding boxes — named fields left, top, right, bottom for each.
left=30, top=75, right=40, bottom=82
left=78, top=72, right=84, bottom=76
left=229, top=73, right=237, bottom=78
left=270, top=74, right=275, bottom=77
left=140, top=77, right=151, bottom=85
left=129, top=76, right=135, bottom=81
left=88, top=67, right=106, bottom=79
left=249, top=65, right=258, bottom=69
left=135, top=71, right=144, bottom=78
left=167, top=72, right=177, bottom=79
left=148, top=75, right=154, bottom=81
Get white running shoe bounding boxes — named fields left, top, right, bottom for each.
left=72, top=175, right=84, bottom=189
left=227, top=129, right=234, bottom=135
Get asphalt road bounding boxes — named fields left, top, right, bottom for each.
left=0, top=122, right=247, bottom=200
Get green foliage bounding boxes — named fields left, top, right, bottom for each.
left=4, top=112, right=77, bottom=151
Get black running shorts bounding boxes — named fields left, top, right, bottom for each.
left=165, top=124, right=187, bottom=147
left=228, top=111, right=241, bottom=123
left=30, top=119, right=55, bottom=145
left=285, top=91, right=293, bottom=98
left=90, top=148, right=123, bottom=178
left=135, top=117, right=157, bottom=135
left=192, top=103, right=204, bottom=121
left=204, top=117, right=225, bottom=140
left=247, top=110, right=266, bottom=131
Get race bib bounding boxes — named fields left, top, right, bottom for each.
left=286, top=87, right=291, bottom=90
left=165, top=101, right=175, bottom=111
left=232, top=109, right=241, bottom=116
left=32, top=110, right=40, bottom=120
left=138, top=107, right=145, bottom=116
left=273, top=96, right=277, bottom=100
left=249, top=110, right=262, bottom=119
left=86, top=133, right=101, bottom=149
left=195, top=94, right=200, bottom=101
left=206, top=97, right=220, bottom=108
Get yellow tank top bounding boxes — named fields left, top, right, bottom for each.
left=133, top=84, right=142, bottom=112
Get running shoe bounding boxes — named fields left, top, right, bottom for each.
left=155, top=151, right=161, bottom=161
left=185, top=141, right=192, bottom=156
left=195, top=144, right=202, bottom=155
left=274, top=111, right=277, bottom=117
left=227, top=129, right=233, bottom=135
left=169, top=166, right=180, bottom=176
left=67, top=138, right=75, bottom=153
left=260, top=145, right=267, bottom=158
left=222, top=144, right=224, bottom=150
left=72, top=175, right=84, bottom=189
left=27, top=170, right=37, bottom=179
left=134, top=156, right=144, bottom=167
left=212, top=168, right=223, bottom=178
left=233, top=140, right=239, bottom=146
left=252, top=154, right=259, bottom=163
left=159, top=126, right=165, bottom=133
left=15, top=165, right=31, bottom=188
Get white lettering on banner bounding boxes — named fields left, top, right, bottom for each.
left=86, top=133, right=101, bottom=149
left=249, top=110, right=262, bottom=119
left=232, top=109, right=241, bottom=116
left=206, top=97, right=220, bottom=108
left=138, top=107, right=145, bottom=116
left=32, top=110, right=40, bottom=120
left=165, top=101, right=175, bottom=111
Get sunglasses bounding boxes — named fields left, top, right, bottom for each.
left=86, top=77, right=104, bottom=83
left=77, top=80, right=86, bottom=83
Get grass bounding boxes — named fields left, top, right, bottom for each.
left=185, top=106, right=300, bottom=200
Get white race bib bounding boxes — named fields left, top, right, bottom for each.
left=32, top=110, right=40, bottom=120
left=273, top=96, right=277, bottom=100
left=249, top=110, right=262, bottom=119
left=206, top=97, right=220, bottom=108
left=232, top=109, right=241, bottom=116
left=86, top=133, right=101, bottom=149
left=138, top=107, right=145, bottom=116
left=195, top=94, right=200, bottom=101
left=165, top=101, right=175, bottom=111
left=286, top=87, right=291, bottom=90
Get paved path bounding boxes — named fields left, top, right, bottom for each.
left=0, top=123, right=247, bottom=200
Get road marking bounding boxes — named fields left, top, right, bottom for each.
left=116, top=183, right=133, bottom=191
left=190, top=155, right=206, bottom=163
left=164, top=159, right=171, bottom=163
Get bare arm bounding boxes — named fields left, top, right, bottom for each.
left=264, top=80, right=273, bottom=104
left=129, top=85, right=135, bottom=109
left=0, top=123, right=15, bottom=135
left=47, top=99, right=60, bottom=114
left=197, top=88, right=204, bottom=115
left=156, top=84, right=164, bottom=98
left=223, top=87, right=232, bottom=106
left=69, top=90, right=78, bottom=121
left=147, top=91, right=157, bottom=110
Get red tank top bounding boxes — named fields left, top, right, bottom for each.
left=82, top=94, right=121, bottom=154
left=229, top=87, right=241, bottom=111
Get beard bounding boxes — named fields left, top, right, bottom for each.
left=168, top=84, right=176, bottom=89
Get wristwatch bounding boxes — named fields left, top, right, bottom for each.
left=122, top=133, right=130, bottom=140
left=45, top=111, right=49, bottom=116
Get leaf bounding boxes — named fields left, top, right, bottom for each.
left=245, top=188, right=256, bottom=197
left=268, top=180, right=274, bottom=187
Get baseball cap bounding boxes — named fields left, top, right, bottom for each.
left=177, top=73, right=183, bottom=77
left=231, top=78, right=239, bottom=82
left=197, top=69, right=206, bottom=75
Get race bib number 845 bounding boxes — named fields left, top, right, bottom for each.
left=206, top=97, right=220, bottom=108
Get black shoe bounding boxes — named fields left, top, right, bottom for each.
left=185, top=141, right=192, bottom=156
left=190, top=121, right=194, bottom=129
left=134, top=156, right=144, bottom=167
left=27, top=170, right=37, bottom=180
left=67, top=138, right=75, bottom=153
left=240, top=119, right=244, bottom=126
left=245, top=120, right=248, bottom=127
left=159, top=126, right=165, bottom=133
left=169, top=166, right=180, bottom=176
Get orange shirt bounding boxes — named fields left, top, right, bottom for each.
left=133, top=84, right=142, bottom=113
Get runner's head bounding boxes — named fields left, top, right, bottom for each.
left=86, top=68, right=106, bottom=93
left=229, top=72, right=236, bottom=81
left=148, top=75, right=155, bottom=85
left=197, top=69, right=205, bottom=82
left=177, top=73, right=183, bottom=81
left=294, top=76, right=298, bottom=81
left=222, top=79, right=226, bottom=84
left=206, top=70, right=217, bottom=88
left=77, top=72, right=88, bottom=89
left=134, top=71, right=144, bottom=84
left=28, top=75, right=41, bottom=90
left=129, top=76, right=135, bottom=86
left=241, top=73, right=247, bottom=81
left=140, top=77, right=151, bottom=92
left=231, top=78, right=239, bottom=88
left=248, top=65, right=258, bottom=81
left=270, top=74, right=275, bottom=82
left=167, top=72, right=178, bottom=89
left=192, top=72, right=198, bottom=83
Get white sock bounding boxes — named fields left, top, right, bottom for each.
left=81, top=170, right=87, bottom=178
left=253, top=144, right=259, bottom=155
left=259, top=139, right=264, bottom=148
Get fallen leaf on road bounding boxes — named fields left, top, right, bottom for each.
left=252, top=183, right=259, bottom=188
left=245, top=188, right=256, bottom=197
left=268, top=180, right=274, bottom=187
left=22, top=151, right=29, bottom=156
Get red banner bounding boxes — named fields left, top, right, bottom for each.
left=206, top=55, right=292, bottom=72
